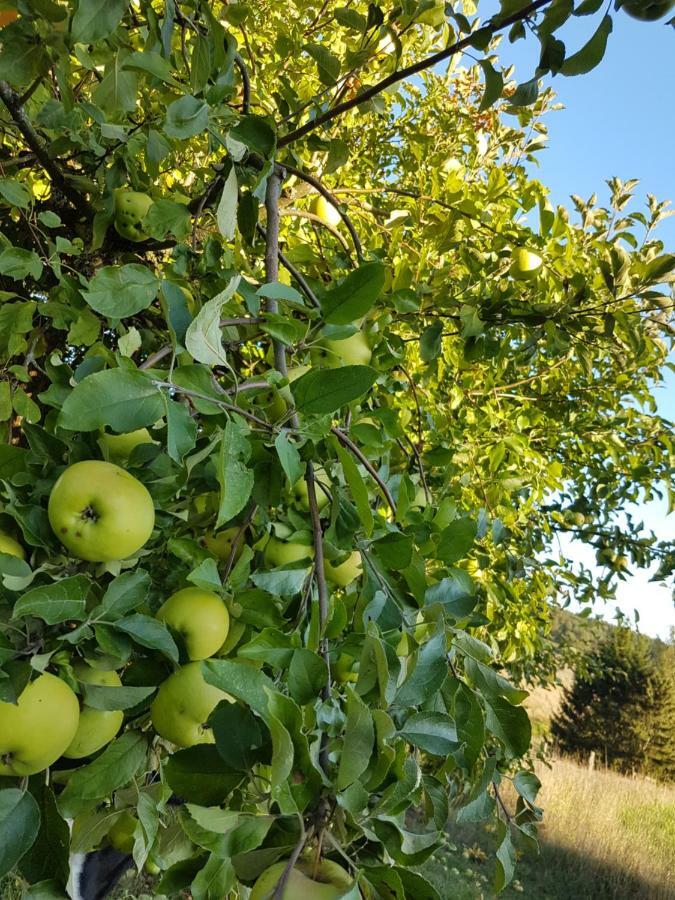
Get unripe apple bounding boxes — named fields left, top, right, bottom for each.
left=0, top=673, right=80, bottom=776
left=114, top=190, right=153, bottom=242
left=203, top=527, right=244, bottom=562
left=48, top=460, right=155, bottom=562
left=510, top=248, right=543, bottom=282
left=310, top=195, right=342, bottom=229
left=256, top=386, right=288, bottom=421
left=314, top=331, right=372, bottom=367
left=264, top=536, right=315, bottom=568
left=324, top=551, right=362, bottom=587
left=0, top=528, right=24, bottom=559
left=98, top=428, right=156, bottom=464
left=64, top=664, right=124, bottom=759
left=150, top=662, right=233, bottom=747
left=280, top=365, right=311, bottom=404
left=107, top=811, right=137, bottom=854
left=251, top=858, right=357, bottom=900
left=156, top=588, right=230, bottom=660
left=621, top=0, right=674, bottom=19
left=290, top=467, right=330, bottom=512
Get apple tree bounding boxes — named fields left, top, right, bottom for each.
left=0, top=1, right=673, bottom=897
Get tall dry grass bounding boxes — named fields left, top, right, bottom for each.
left=516, top=755, right=675, bottom=899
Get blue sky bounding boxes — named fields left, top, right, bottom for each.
left=477, top=6, right=675, bottom=637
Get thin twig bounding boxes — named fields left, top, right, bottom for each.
left=332, top=426, right=397, bottom=516
left=305, top=461, right=331, bottom=702
left=222, top=503, right=257, bottom=583
left=152, top=379, right=274, bottom=431
left=278, top=0, right=553, bottom=148
left=282, top=162, right=363, bottom=260
left=271, top=824, right=310, bottom=900
left=234, top=53, right=251, bottom=114
left=494, top=782, right=513, bottom=824
left=0, top=80, right=91, bottom=214
left=265, top=170, right=291, bottom=379
left=281, top=207, right=354, bottom=261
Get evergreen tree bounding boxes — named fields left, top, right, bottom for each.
left=552, top=629, right=675, bottom=780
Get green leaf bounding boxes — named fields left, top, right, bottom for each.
left=484, top=695, right=532, bottom=758
left=0, top=248, right=43, bottom=281
left=123, top=50, right=179, bottom=85
left=192, top=854, right=235, bottom=900
left=165, top=746, right=241, bottom=806
left=71, top=0, right=128, bottom=42
left=84, top=265, right=159, bottom=319
left=216, top=417, right=254, bottom=527
left=57, top=732, right=148, bottom=816
left=304, top=42, right=341, bottom=85
left=82, top=683, right=156, bottom=710
left=287, top=648, right=327, bottom=705
left=291, top=365, right=377, bottom=414
left=211, top=703, right=268, bottom=771
left=419, top=321, right=443, bottom=362
left=399, top=712, right=458, bottom=755
left=144, top=200, right=191, bottom=241
left=337, top=687, right=375, bottom=790
left=166, top=398, right=197, bottom=463
left=574, top=0, right=604, bottom=13
left=424, top=570, right=476, bottom=619
left=395, top=631, right=447, bottom=707
left=494, top=821, right=516, bottom=892
left=436, top=517, right=477, bottom=564
left=216, top=166, right=238, bottom=242
left=114, top=614, right=179, bottom=662
left=185, top=277, right=240, bottom=367
left=100, top=570, right=150, bottom=619
left=0, top=178, right=30, bottom=209
left=228, top=116, right=276, bottom=157
left=478, top=60, right=503, bottom=111
left=12, top=575, right=90, bottom=624
left=0, top=789, right=40, bottom=879
left=561, top=15, right=612, bottom=76
left=455, top=684, right=485, bottom=769
left=202, top=659, right=276, bottom=720
left=513, top=770, right=541, bottom=805
left=165, top=95, right=209, bottom=139
left=334, top=437, right=374, bottom=536
left=274, top=430, right=303, bottom=486
left=320, top=262, right=386, bottom=325
left=508, top=78, right=539, bottom=107
left=18, top=785, right=69, bottom=888
left=58, top=369, right=164, bottom=432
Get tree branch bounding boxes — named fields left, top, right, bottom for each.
left=277, top=0, right=553, bottom=148
left=331, top=426, right=397, bottom=517
left=282, top=162, right=363, bottom=261
left=0, top=80, right=92, bottom=215
left=256, top=223, right=321, bottom=308
left=265, top=169, right=291, bottom=378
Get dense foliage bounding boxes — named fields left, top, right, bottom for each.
left=552, top=630, right=675, bottom=781
left=0, top=0, right=673, bottom=897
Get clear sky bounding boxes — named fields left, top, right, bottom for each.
left=475, top=6, right=675, bottom=637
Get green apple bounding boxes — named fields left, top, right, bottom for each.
left=108, top=811, right=137, bottom=854
left=310, top=195, right=342, bottom=229
left=64, top=664, right=124, bottom=759
left=150, top=662, right=233, bottom=747
left=48, top=460, right=155, bottom=562
left=291, top=467, right=330, bottom=512
left=324, top=551, right=362, bottom=587
left=156, top=587, right=230, bottom=660
left=0, top=673, right=80, bottom=776
left=256, top=386, right=288, bottom=420
left=98, top=428, right=156, bottom=464
left=0, top=528, right=24, bottom=559
left=192, top=491, right=219, bottom=517
left=264, top=536, right=315, bottom=568
left=312, top=333, right=372, bottom=368
left=251, top=858, right=357, bottom=900
left=510, top=248, right=543, bottom=282
left=203, top=526, right=245, bottom=562
left=622, top=0, right=674, bottom=19
left=114, top=190, right=153, bottom=242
